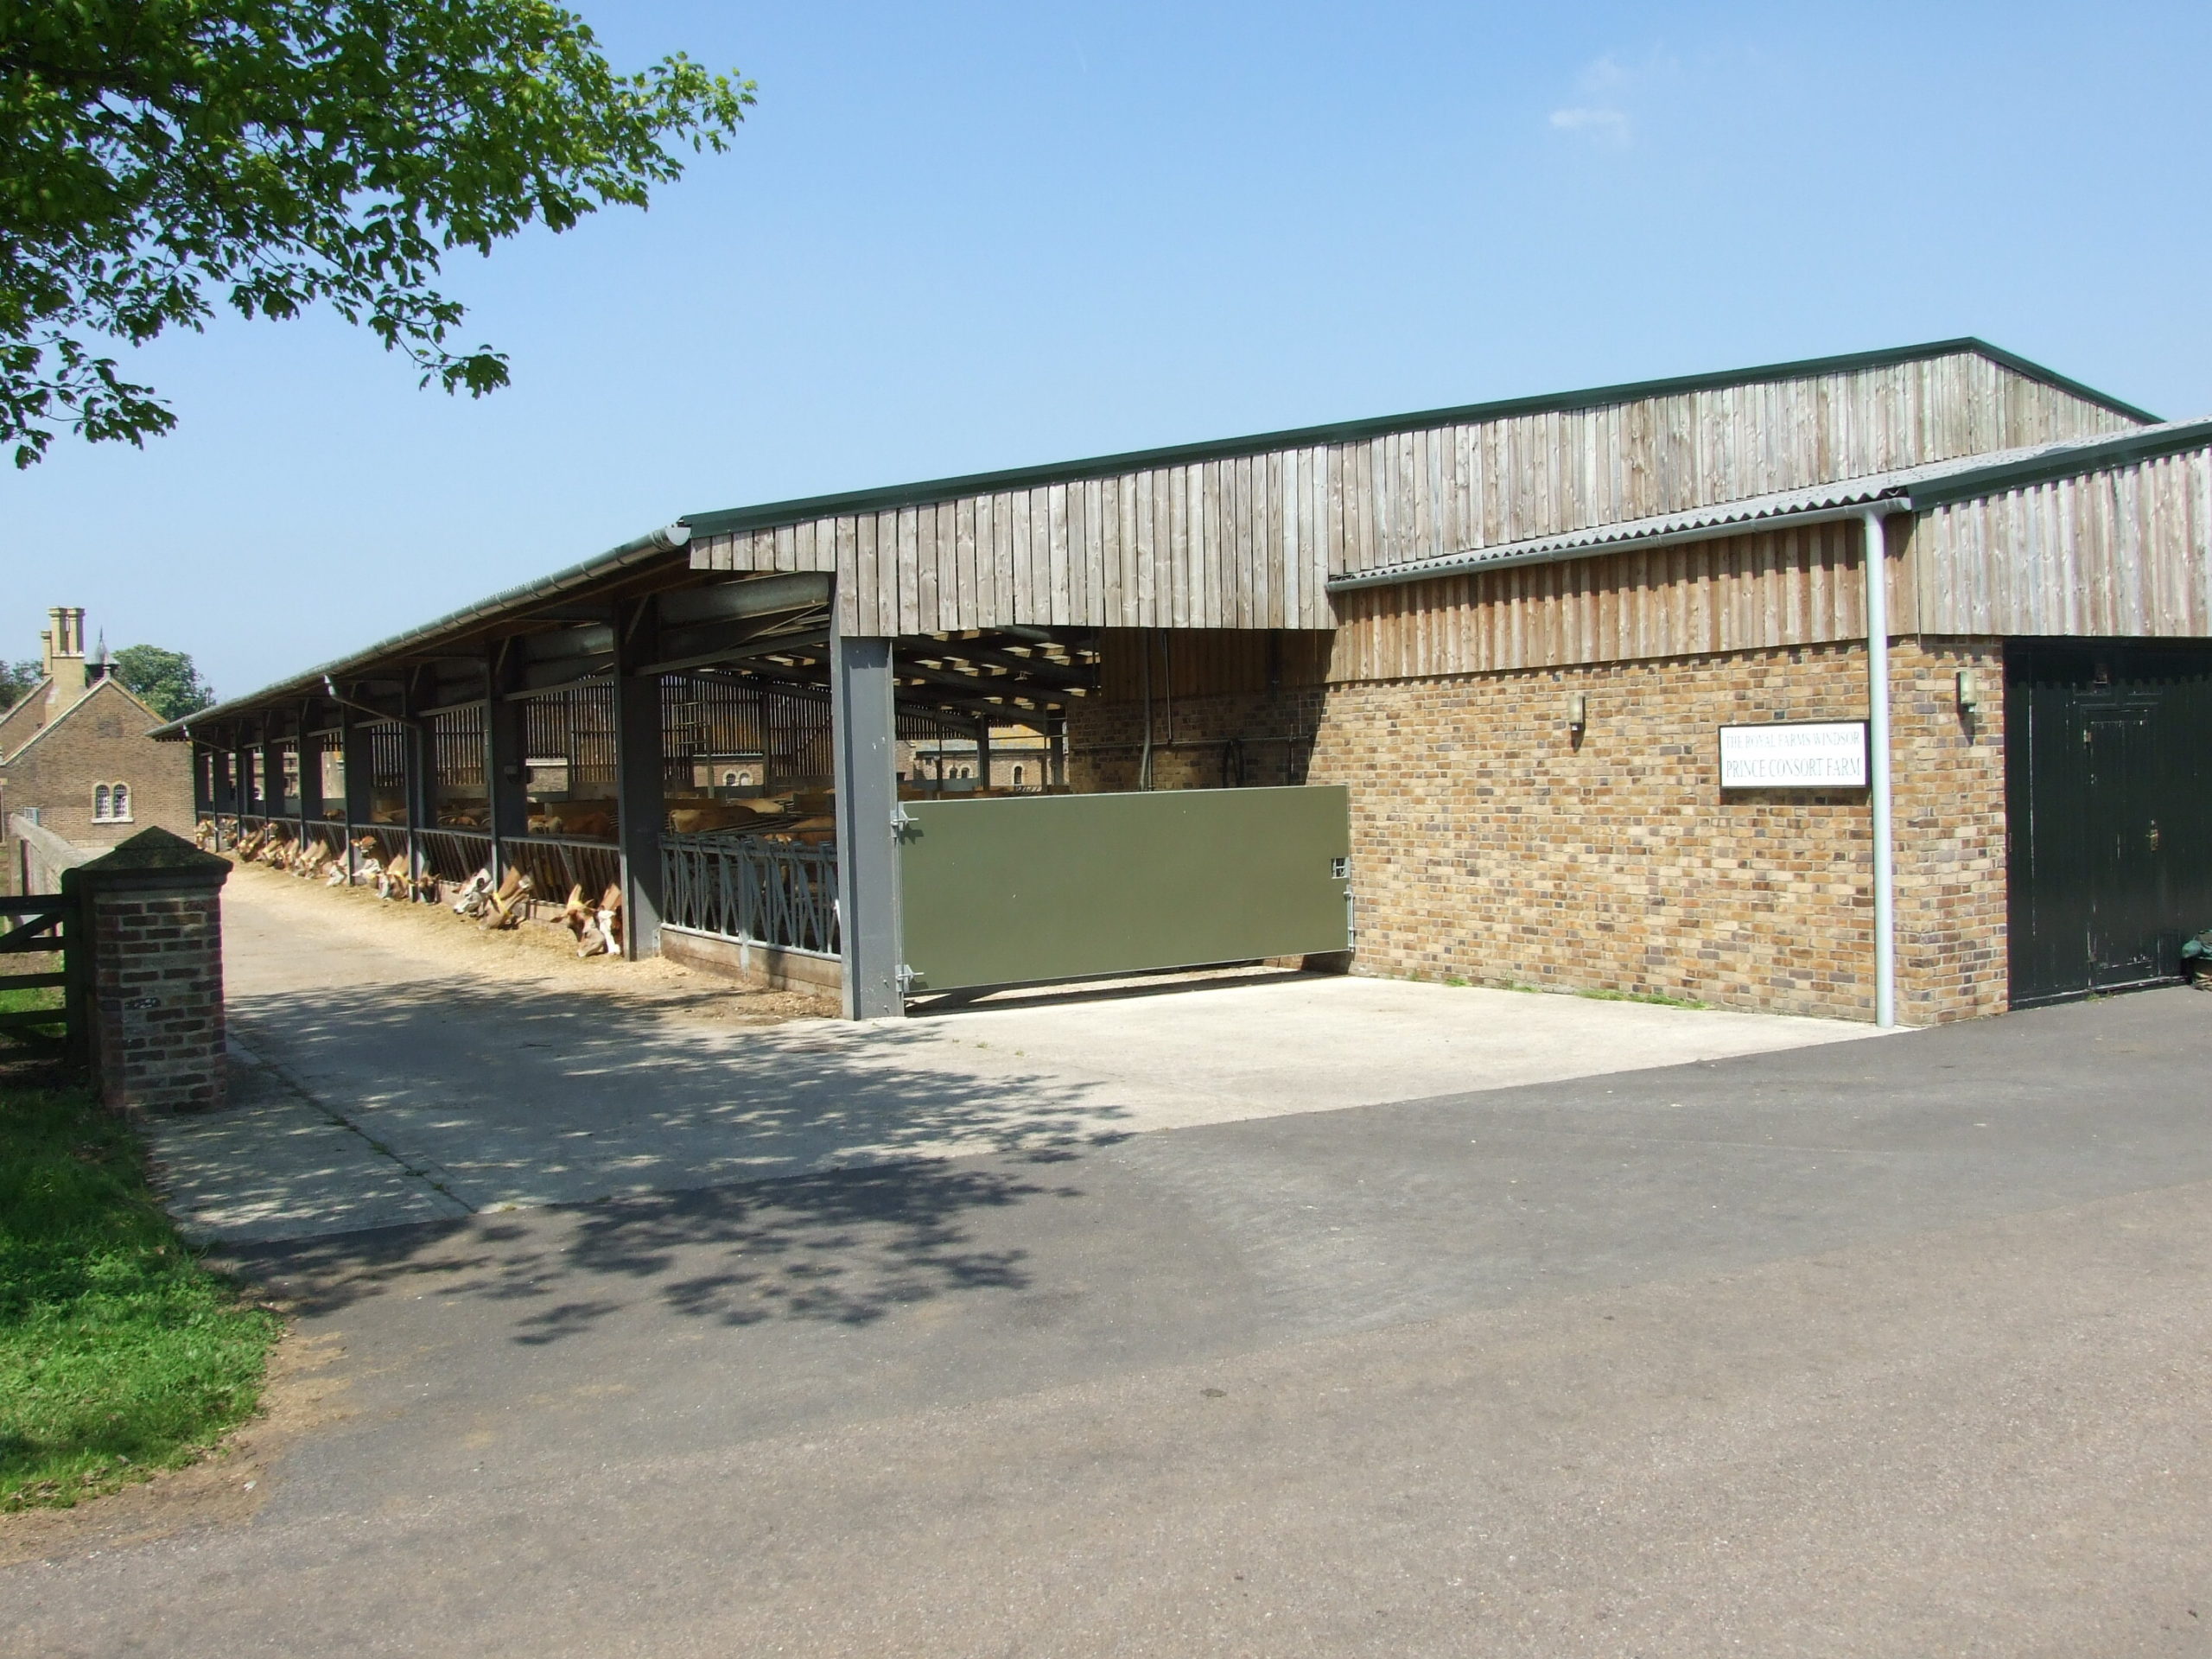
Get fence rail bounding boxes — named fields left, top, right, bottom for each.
left=503, top=836, right=621, bottom=902
left=0, top=892, right=82, bottom=1057
left=663, top=834, right=839, bottom=956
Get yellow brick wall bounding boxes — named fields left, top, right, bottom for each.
left=1067, top=637, right=2009, bottom=1024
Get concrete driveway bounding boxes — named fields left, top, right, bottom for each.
left=154, top=871, right=1876, bottom=1245
left=9, top=873, right=2210, bottom=1657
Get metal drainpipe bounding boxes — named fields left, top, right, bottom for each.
left=1863, top=506, right=1897, bottom=1028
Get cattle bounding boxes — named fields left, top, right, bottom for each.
left=527, top=800, right=618, bottom=842
left=562, top=883, right=623, bottom=957
left=374, top=851, right=416, bottom=902
left=450, top=867, right=495, bottom=917
left=480, top=868, right=534, bottom=930
left=665, top=800, right=762, bottom=835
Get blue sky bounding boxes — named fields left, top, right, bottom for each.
left=12, top=1, right=2212, bottom=695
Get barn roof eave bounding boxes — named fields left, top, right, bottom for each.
left=150, top=522, right=693, bottom=740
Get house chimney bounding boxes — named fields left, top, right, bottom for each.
left=43, top=607, right=88, bottom=696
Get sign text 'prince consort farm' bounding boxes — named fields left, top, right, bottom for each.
left=1718, top=721, right=1869, bottom=788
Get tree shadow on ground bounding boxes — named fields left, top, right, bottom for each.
left=229, top=972, right=1131, bottom=1177
left=228, top=1149, right=1087, bottom=1345
left=194, top=971, right=1130, bottom=1345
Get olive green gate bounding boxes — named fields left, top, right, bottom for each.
left=895, top=785, right=1351, bottom=995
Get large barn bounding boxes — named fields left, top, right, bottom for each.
left=163, top=339, right=2212, bottom=1024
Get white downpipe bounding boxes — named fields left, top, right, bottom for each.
left=1863, top=507, right=1897, bottom=1028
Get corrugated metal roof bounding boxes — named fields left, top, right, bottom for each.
left=1327, top=417, right=2212, bottom=592
left=152, top=524, right=690, bottom=738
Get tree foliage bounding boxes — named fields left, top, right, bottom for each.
left=110, top=643, right=213, bottom=719
left=2, top=2, right=753, bottom=466
left=0, top=656, right=38, bottom=710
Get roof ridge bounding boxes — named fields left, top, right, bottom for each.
left=679, top=339, right=2158, bottom=540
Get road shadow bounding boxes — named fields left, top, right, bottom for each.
left=226, top=1148, right=1086, bottom=1345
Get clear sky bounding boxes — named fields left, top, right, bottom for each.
left=11, top=1, right=2212, bottom=697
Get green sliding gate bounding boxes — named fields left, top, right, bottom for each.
left=896, top=785, right=1351, bottom=995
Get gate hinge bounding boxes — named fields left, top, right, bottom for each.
left=896, top=963, right=920, bottom=994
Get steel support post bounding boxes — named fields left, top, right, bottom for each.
left=259, top=728, right=285, bottom=830
left=340, top=706, right=374, bottom=880
left=612, top=610, right=665, bottom=959
left=402, top=682, right=432, bottom=896
left=296, top=703, right=324, bottom=844
left=232, top=737, right=254, bottom=829
left=974, top=720, right=992, bottom=792
left=484, top=645, right=528, bottom=883
left=831, top=623, right=905, bottom=1019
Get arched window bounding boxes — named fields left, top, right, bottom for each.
left=722, top=771, right=740, bottom=787
left=93, top=784, right=111, bottom=821
left=112, top=783, right=130, bottom=820
left=1013, top=766, right=1024, bottom=785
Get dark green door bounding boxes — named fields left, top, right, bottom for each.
left=2005, top=640, right=2212, bottom=1006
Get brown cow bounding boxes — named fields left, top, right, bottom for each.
left=563, top=883, right=623, bottom=957
left=480, top=868, right=534, bottom=930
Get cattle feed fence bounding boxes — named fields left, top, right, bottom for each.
left=662, top=834, right=839, bottom=956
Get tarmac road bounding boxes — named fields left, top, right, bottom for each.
left=6, top=984, right=2211, bottom=1656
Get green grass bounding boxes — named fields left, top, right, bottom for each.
left=0, top=1083, right=281, bottom=1510
left=1576, top=987, right=1709, bottom=1010
left=0, top=982, right=66, bottom=1043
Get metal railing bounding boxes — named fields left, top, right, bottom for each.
left=663, top=833, right=839, bottom=955
left=502, top=836, right=621, bottom=902
left=416, top=827, right=493, bottom=885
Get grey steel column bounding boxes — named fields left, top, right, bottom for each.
left=340, top=706, right=374, bottom=880
left=402, top=684, right=431, bottom=895
left=974, top=719, right=991, bottom=791
left=612, top=613, right=665, bottom=959
left=831, top=622, right=905, bottom=1019
left=296, top=702, right=324, bottom=842
left=232, top=735, right=254, bottom=829
left=485, top=645, right=528, bottom=884
left=259, top=727, right=285, bottom=825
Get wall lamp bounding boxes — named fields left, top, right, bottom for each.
left=1955, top=669, right=1980, bottom=716
left=1566, top=692, right=1587, bottom=737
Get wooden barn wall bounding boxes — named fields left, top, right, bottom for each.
left=1326, top=520, right=1916, bottom=683
left=690, top=353, right=2135, bottom=634
left=1916, top=449, right=2212, bottom=638
left=1095, top=629, right=1335, bottom=703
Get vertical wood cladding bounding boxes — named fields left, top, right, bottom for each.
left=1326, top=518, right=1918, bottom=682
left=691, top=351, right=2132, bottom=634
left=1917, top=448, right=2212, bottom=638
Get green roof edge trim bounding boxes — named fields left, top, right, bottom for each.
left=1909, top=416, right=2212, bottom=509
left=680, top=338, right=2159, bottom=539
left=149, top=523, right=690, bottom=738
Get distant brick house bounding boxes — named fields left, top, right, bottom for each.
left=0, top=607, right=194, bottom=893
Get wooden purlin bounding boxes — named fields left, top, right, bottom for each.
left=686, top=351, right=2136, bottom=636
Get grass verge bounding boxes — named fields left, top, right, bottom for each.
left=0, top=1081, right=280, bottom=1510
left=1577, top=987, right=1709, bottom=1010
left=0, top=982, right=67, bottom=1043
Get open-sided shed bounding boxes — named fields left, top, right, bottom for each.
left=165, top=338, right=2212, bottom=1022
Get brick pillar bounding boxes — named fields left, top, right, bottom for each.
left=65, top=827, right=230, bottom=1116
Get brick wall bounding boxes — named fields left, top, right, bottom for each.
left=86, top=885, right=227, bottom=1113
left=1065, top=636, right=2009, bottom=1024
left=0, top=680, right=193, bottom=895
